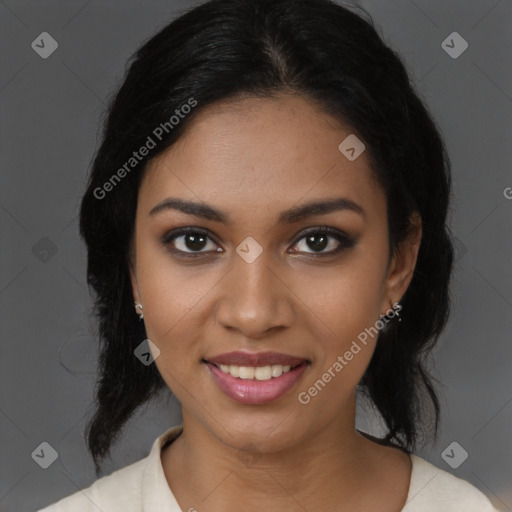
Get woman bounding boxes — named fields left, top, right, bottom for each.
left=38, top=0, right=500, bottom=510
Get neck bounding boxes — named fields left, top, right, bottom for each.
left=160, top=395, right=403, bottom=511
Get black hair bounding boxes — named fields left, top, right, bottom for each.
left=79, top=0, right=454, bottom=475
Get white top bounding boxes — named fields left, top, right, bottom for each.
left=37, top=425, right=500, bottom=512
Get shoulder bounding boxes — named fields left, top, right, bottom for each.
left=36, top=425, right=183, bottom=512
left=402, top=454, right=500, bottom=512
left=36, top=457, right=148, bottom=512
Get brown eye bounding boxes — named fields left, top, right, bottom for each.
left=289, top=227, right=355, bottom=257
left=161, top=228, right=222, bottom=257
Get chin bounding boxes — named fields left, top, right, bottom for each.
left=209, top=412, right=309, bottom=454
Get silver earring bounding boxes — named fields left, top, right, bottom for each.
left=134, top=301, right=144, bottom=320
left=392, top=301, right=402, bottom=322
left=379, top=301, right=402, bottom=322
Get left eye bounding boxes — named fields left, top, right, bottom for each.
left=290, top=228, right=354, bottom=256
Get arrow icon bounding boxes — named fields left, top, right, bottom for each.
left=31, top=32, right=58, bottom=59
left=32, top=441, right=58, bottom=468
left=441, top=32, right=468, bottom=59
left=32, top=237, right=58, bottom=262
left=338, top=134, right=365, bottom=161
left=236, top=237, right=263, bottom=263
left=135, top=339, right=160, bottom=365
left=441, top=441, right=468, bottom=469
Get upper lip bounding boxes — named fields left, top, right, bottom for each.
left=205, top=351, right=308, bottom=367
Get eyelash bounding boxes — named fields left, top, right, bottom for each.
left=160, top=226, right=355, bottom=259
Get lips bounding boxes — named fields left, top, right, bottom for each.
left=205, top=350, right=308, bottom=368
left=203, top=350, right=310, bottom=404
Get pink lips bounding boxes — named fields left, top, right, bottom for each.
left=204, top=351, right=309, bottom=405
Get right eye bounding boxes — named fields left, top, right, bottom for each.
left=161, top=227, right=223, bottom=257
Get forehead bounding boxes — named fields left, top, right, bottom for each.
left=138, top=94, right=385, bottom=224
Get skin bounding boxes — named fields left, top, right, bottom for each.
left=129, top=93, right=421, bottom=512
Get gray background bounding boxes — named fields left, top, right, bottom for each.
left=0, top=0, right=511, bottom=511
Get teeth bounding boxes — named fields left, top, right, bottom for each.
left=217, top=364, right=293, bottom=380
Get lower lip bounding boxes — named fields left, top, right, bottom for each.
left=205, top=361, right=309, bottom=405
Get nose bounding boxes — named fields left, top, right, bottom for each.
left=214, top=250, right=296, bottom=339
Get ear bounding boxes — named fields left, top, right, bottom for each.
left=128, top=243, right=141, bottom=305
left=381, top=211, right=422, bottom=311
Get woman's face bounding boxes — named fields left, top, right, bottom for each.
left=129, top=93, right=420, bottom=453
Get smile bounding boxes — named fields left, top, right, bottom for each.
left=217, top=363, right=295, bottom=380
left=204, top=360, right=309, bottom=405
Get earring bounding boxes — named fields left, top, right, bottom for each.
left=134, top=301, right=144, bottom=320
left=379, top=301, right=402, bottom=322
left=392, top=301, right=402, bottom=322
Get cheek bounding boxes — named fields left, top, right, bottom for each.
left=307, top=259, right=385, bottom=336
left=134, top=242, right=224, bottom=384
left=136, top=238, right=214, bottom=332
left=298, top=252, right=386, bottom=382
left=296, top=278, right=382, bottom=409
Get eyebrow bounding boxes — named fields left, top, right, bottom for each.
left=149, top=196, right=366, bottom=224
